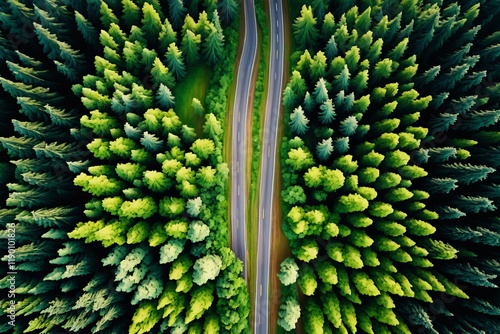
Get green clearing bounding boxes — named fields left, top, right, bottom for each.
left=173, top=64, right=211, bottom=136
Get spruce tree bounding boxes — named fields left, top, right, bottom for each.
left=293, top=5, right=319, bottom=49
left=165, top=42, right=187, bottom=80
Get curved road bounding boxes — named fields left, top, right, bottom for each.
left=231, top=0, right=258, bottom=280
left=254, top=0, right=285, bottom=332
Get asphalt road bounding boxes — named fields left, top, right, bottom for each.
left=254, top=0, right=285, bottom=332
left=230, top=0, right=258, bottom=280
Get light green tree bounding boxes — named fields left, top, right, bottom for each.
left=278, top=258, right=300, bottom=286
left=192, top=254, right=222, bottom=285
left=187, top=220, right=210, bottom=242
left=278, top=296, right=301, bottom=331
left=293, top=5, right=319, bottom=48
left=185, top=285, right=214, bottom=324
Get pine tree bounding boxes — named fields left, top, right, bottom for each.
left=150, top=57, right=175, bottom=89
left=189, top=98, right=204, bottom=117
left=121, top=0, right=140, bottom=27
left=217, top=0, right=238, bottom=24
left=319, top=98, right=336, bottom=124
left=440, top=163, right=495, bottom=185
left=293, top=5, right=319, bottom=49
left=339, top=116, right=358, bottom=136
left=203, top=26, right=224, bottom=65
left=168, top=0, right=187, bottom=29
left=165, top=42, right=187, bottom=80
left=100, top=1, right=119, bottom=28
left=316, top=138, right=333, bottom=161
left=452, top=195, right=496, bottom=214
left=74, top=11, right=99, bottom=50
left=289, top=70, right=307, bottom=96
left=322, top=12, right=336, bottom=37
left=203, top=113, right=223, bottom=139
left=289, top=106, right=310, bottom=135
left=442, top=263, right=497, bottom=288
left=141, top=3, right=162, bottom=43
left=325, top=35, right=338, bottom=61
left=282, top=86, right=297, bottom=109
left=303, top=91, right=315, bottom=112
left=334, top=137, right=350, bottom=154
left=310, top=51, right=327, bottom=81
left=181, top=29, right=201, bottom=64
left=156, top=83, right=175, bottom=109
left=313, top=78, right=329, bottom=104
left=158, top=18, right=177, bottom=53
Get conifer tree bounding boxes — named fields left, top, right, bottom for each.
left=319, top=98, right=336, bottom=124
left=294, top=5, right=319, bottom=49
left=203, top=26, right=224, bottom=65
left=217, top=0, right=238, bottom=24
left=141, top=3, right=162, bottom=43
left=181, top=29, right=201, bottom=64
left=316, top=137, right=333, bottom=161
left=289, top=106, right=310, bottom=135
left=167, top=0, right=187, bottom=29
left=165, top=42, right=187, bottom=80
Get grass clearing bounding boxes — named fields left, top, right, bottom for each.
left=173, top=64, right=211, bottom=136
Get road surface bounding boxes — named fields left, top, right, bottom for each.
left=254, top=0, right=285, bottom=332
left=230, top=0, right=258, bottom=280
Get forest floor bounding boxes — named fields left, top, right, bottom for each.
left=174, top=64, right=211, bottom=136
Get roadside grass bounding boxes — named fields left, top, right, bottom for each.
left=173, top=64, right=211, bottom=136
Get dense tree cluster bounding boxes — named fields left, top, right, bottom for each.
left=280, top=0, right=500, bottom=333
left=0, top=0, right=249, bottom=333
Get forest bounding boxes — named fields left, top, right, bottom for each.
left=0, top=0, right=249, bottom=333
left=278, top=0, right=500, bottom=333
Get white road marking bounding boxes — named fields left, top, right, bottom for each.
left=238, top=185, right=240, bottom=197
left=237, top=131, right=240, bottom=142
left=260, top=284, right=263, bottom=296
left=262, top=208, right=265, bottom=220
left=276, top=49, right=278, bottom=59
left=275, top=3, right=277, bottom=11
